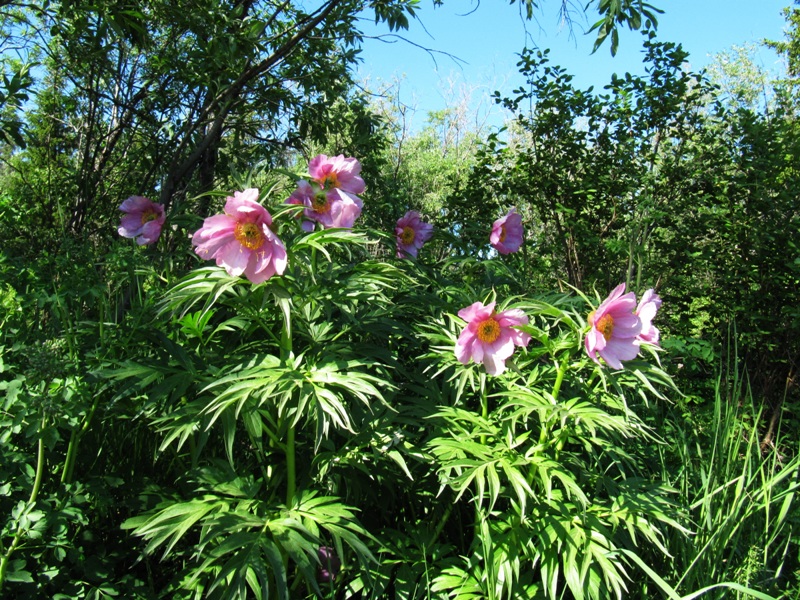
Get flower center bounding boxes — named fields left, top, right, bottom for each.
left=319, top=171, right=340, bottom=189
left=311, top=191, right=331, bottom=213
left=477, top=317, right=501, bottom=343
left=141, top=209, right=159, bottom=224
left=400, top=226, right=415, bottom=245
left=234, top=222, right=265, bottom=250
left=499, top=225, right=507, bottom=243
left=593, top=312, right=614, bottom=341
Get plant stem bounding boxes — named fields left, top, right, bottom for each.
left=61, top=392, right=101, bottom=485
left=61, top=430, right=79, bottom=485
left=430, top=501, right=454, bottom=548
left=278, top=294, right=296, bottom=506
left=479, top=372, right=488, bottom=443
left=476, top=374, right=488, bottom=541
left=551, top=357, right=569, bottom=402
left=286, top=425, right=296, bottom=505
left=0, top=413, right=47, bottom=592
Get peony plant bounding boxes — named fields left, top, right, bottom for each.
left=115, top=155, right=685, bottom=600
left=490, top=207, right=524, bottom=254
left=395, top=210, right=434, bottom=258
left=118, top=196, right=166, bottom=245
left=286, top=154, right=365, bottom=230
left=191, top=188, right=287, bottom=284
left=636, top=288, right=662, bottom=345
left=454, top=300, right=531, bottom=375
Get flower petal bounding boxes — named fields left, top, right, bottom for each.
left=216, top=240, right=250, bottom=276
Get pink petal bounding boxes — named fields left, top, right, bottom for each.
left=328, top=189, right=363, bottom=228
left=119, top=213, right=144, bottom=233
left=509, top=329, right=531, bottom=348
left=193, top=227, right=237, bottom=259
left=192, top=214, right=236, bottom=243
left=483, top=351, right=506, bottom=375
left=496, top=308, right=528, bottom=327
left=245, top=254, right=277, bottom=284
left=216, top=240, right=251, bottom=276
left=601, top=337, right=640, bottom=369
left=308, top=154, right=330, bottom=180
left=469, top=339, right=485, bottom=363
left=225, top=189, right=269, bottom=224
left=585, top=328, right=606, bottom=358
left=328, top=155, right=365, bottom=194
left=458, top=301, right=494, bottom=322
left=119, top=196, right=151, bottom=213
left=138, top=220, right=163, bottom=244
left=455, top=330, right=475, bottom=365
left=484, top=332, right=516, bottom=361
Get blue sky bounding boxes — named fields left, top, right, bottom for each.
left=355, top=0, right=790, bottom=128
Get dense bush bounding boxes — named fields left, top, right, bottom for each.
left=1, top=1, right=799, bottom=598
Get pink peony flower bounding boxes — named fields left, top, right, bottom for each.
left=192, top=188, right=287, bottom=284
left=317, top=546, right=341, bottom=583
left=455, top=300, right=531, bottom=375
left=490, top=207, right=524, bottom=254
left=636, top=289, right=662, bottom=345
left=285, top=181, right=317, bottom=232
left=118, top=196, right=165, bottom=245
left=309, top=154, right=365, bottom=195
left=286, top=179, right=363, bottom=230
left=584, top=283, right=642, bottom=369
left=395, top=210, right=434, bottom=258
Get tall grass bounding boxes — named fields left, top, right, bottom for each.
left=658, top=352, right=799, bottom=599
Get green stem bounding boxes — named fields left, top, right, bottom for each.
left=61, top=393, right=101, bottom=485
left=0, top=413, right=47, bottom=592
left=529, top=359, right=571, bottom=484
left=286, top=425, right=296, bottom=506
left=30, top=419, right=46, bottom=505
left=537, top=420, right=549, bottom=447
left=430, top=501, right=454, bottom=548
left=551, top=359, right=571, bottom=461
left=476, top=374, right=488, bottom=539
left=551, top=357, right=569, bottom=403
left=278, top=295, right=295, bottom=506
left=61, top=430, right=79, bottom=485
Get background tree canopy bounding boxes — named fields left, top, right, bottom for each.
left=1, top=0, right=798, bottom=598
left=0, top=0, right=657, bottom=239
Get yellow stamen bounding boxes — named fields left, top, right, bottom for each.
left=320, top=171, right=340, bottom=189
left=400, top=226, right=415, bottom=245
left=311, top=191, right=331, bottom=213
left=141, top=209, right=159, bottom=224
left=477, top=317, right=501, bottom=343
left=499, top=225, right=507, bottom=243
left=234, top=222, right=265, bottom=250
left=590, top=312, right=614, bottom=341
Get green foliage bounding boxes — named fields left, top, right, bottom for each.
left=418, top=295, right=686, bottom=599
left=0, top=0, right=419, bottom=242
left=654, top=362, right=800, bottom=598
left=4, top=1, right=800, bottom=598
left=0, top=60, right=35, bottom=147
left=706, top=44, right=775, bottom=114
left=589, top=0, right=662, bottom=55
left=463, top=38, right=710, bottom=291
left=3, top=150, right=797, bottom=600
left=465, top=33, right=800, bottom=418
left=123, top=481, right=375, bottom=600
